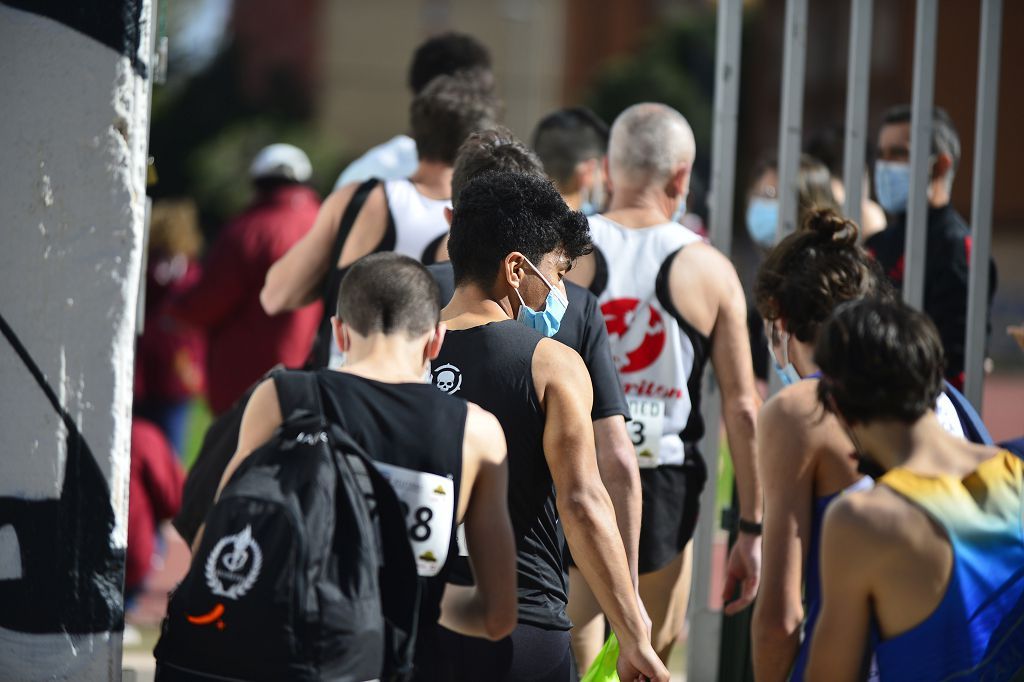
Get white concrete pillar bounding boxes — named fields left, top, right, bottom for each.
left=0, top=1, right=152, bottom=678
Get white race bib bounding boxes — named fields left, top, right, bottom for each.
left=373, top=462, right=455, bottom=577
left=627, top=399, right=664, bottom=468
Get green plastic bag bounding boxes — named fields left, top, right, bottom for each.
left=581, top=633, right=620, bottom=682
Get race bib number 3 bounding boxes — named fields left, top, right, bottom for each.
left=628, top=399, right=664, bottom=468
left=373, top=462, right=455, bottom=577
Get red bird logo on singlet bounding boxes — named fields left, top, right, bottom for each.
left=601, top=298, right=666, bottom=373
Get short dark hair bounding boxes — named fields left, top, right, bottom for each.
left=451, top=127, right=545, bottom=208
left=815, top=299, right=945, bottom=424
left=880, top=105, right=961, bottom=172
left=448, top=170, right=592, bottom=288
left=755, top=208, right=892, bottom=343
left=336, top=253, right=440, bottom=338
left=408, top=32, right=492, bottom=94
left=410, top=74, right=501, bottom=166
left=531, top=107, right=609, bottom=188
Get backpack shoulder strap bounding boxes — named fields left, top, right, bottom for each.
left=328, top=178, right=381, bottom=276
left=272, top=370, right=324, bottom=424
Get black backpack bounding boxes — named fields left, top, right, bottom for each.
left=154, top=371, right=420, bottom=681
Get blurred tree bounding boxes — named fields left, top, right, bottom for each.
left=149, top=33, right=343, bottom=239
left=584, top=10, right=717, bottom=200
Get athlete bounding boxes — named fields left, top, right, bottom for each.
left=261, top=72, right=499, bottom=366
left=750, top=210, right=890, bottom=681
left=428, top=129, right=643, bottom=620
left=807, top=299, right=1024, bottom=681
left=220, top=253, right=518, bottom=680
left=432, top=170, right=667, bottom=682
left=531, top=107, right=610, bottom=215
left=565, top=103, right=762, bottom=662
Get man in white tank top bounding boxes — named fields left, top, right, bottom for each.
left=566, top=103, right=764, bottom=664
left=260, top=72, right=499, bottom=318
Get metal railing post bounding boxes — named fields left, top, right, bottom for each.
left=903, top=0, right=939, bottom=309
left=776, top=0, right=808, bottom=239
left=963, top=0, right=1003, bottom=408
left=688, top=1, right=743, bottom=680
left=842, top=0, right=874, bottom=227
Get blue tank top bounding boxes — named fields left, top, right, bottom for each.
left=790, top=476, right=873, bottom=681
left=873, top=451, right=1024, bottom=680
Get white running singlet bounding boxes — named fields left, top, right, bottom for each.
left=384, top=179, right=451, bottom=262
left=588, top=215, right=704, bottom=467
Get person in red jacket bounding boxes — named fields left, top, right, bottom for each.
left=167, top=144, right=323, bottom=414
left=126, top=417, right=185, bottom=600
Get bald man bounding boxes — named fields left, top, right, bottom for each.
left=566, top=103, right=763, bottom=663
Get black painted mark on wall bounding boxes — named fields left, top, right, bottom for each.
left=0, top=313, right=124, bottom=634
left=1, top=0, right=147, bottom=78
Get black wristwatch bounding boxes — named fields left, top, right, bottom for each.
left=738, top=517, right=763, bottom=536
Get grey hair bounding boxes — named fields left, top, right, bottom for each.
left=608, top=103, right=696, bottom=185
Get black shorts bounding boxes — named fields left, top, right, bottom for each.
left=637, top=448, right=707, bottom=575
left=433, top=622, right=575, bottom=682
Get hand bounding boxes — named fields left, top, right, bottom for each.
left=616, top=639, right=670, bottom=682
left=722, top=531, right=762, bottom=615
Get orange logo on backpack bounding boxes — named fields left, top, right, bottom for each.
left=186, top=603, right=226, bottom=630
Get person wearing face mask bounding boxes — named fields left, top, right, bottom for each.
left=751, top=209, right=973, bottom=682
left=567, top=103, right=763, bottom=664
left=431, top=170, right=668, bottom=682
left=806, top=299, right=1024, bottom=682
left=866, top=105, right=997, bottom=390
left=531, top=107, right=610, bottom=216
left=745, top=154, right=839, bottom=381
left=426, top=127, right=645, bottom=671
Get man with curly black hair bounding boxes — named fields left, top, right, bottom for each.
left=430, top=170, right=668, bottom=682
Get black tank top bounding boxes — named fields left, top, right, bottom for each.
left=314, top=370, right=467, bottom=655
left=430, top=320, right=570, bottom=631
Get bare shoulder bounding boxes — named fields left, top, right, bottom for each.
left=760, top=380, right=825, bottom=430
left=243, top=378, right=282, bottom=425
left=463, top=402, right=507, bottom=466
left=532, top=337, right=591, bottom=403
left=824, top=486, right=913, bottom=553
left=533, top=337, right=588, bottom=380
left=673, top=240, right=736, bottom=278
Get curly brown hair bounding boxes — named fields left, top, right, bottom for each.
left=754, top=208, right=891, bottom=343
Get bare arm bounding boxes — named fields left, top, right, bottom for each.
left=261, top=179, right=394, bottom=315
left=439, top=407, right=517, bottom=640
left=593, top=415, right=642, bottom=587
left=806, top=497, right=873, bottom=682
left=535, top=341, right=668, bottom=682
left=676, top=246, right=762, bottom=613
left=190, top=379, right=282, bottom=555
left=752, top=394, right=815, bottom=682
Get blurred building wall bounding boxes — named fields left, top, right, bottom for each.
left=316, top=0, right=568, bottom=158
left=0, top=1, right=151, bottom=677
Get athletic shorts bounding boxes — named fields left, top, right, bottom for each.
left=434, top=622, right=576, bottom=682
left=637, top=448, right=707, bottom=575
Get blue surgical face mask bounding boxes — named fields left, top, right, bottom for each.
left=514, top=257, right=568, bottom=337
left=767, top=323, right=801, bottom=386
left=746, top=197, right=779, bottom=249
left=671, top=194, right=688, bottom=224
left=874, top=160, right=911, bottom=215
left=579, top=174, right=605, bottom=216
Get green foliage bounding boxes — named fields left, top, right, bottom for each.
left=149, top=43, right=344, bottom=238
left=584, top=11, right=717, bottom=174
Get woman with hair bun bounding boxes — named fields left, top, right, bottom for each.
left=750, top=209, right=889, bottom=682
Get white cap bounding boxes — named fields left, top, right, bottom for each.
left=249, top=144, right=312, bottom=182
